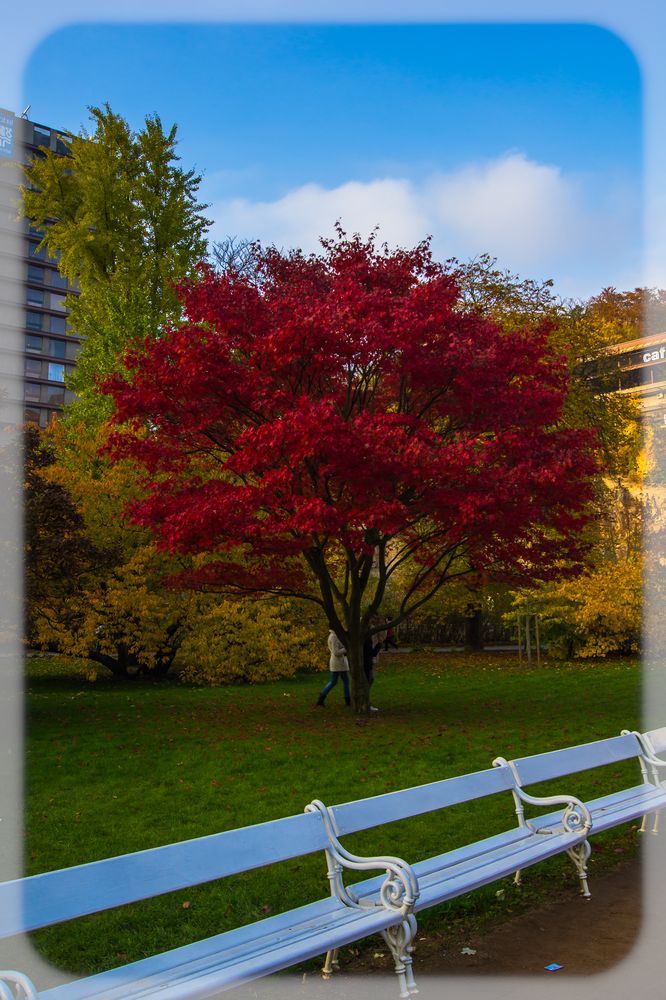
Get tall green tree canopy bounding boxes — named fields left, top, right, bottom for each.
left=22, top=104, right=211, bottom=424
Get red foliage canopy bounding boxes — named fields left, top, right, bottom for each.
left=104, top=232, right=597, bottom=625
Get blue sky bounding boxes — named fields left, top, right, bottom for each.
left=22, top=22, right=642, bottom=300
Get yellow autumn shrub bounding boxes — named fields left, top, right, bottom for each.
left=512, top=554, right=642, bottom=658
left=32, top=544, right=193, bottom=676
left=178, top=598, right=324, bottom=685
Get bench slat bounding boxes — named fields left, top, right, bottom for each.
left=412, top=825, right=583, bottom=912
left=644, top=727, right=666, bottom=755
left=330, top=765, right=515, bottom=835
left=509, top=733, right=642, bottom=786
left=0, top=811, right=328, bottom=939
left=40, top=895, right=398, bottom=1000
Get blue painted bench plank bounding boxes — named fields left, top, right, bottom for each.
left=506, top=733, right=666, bottom=834
left=39, top=896, right=399, bottom=1000
left=0, top=811, right=329, bottom=938
left=507, top=733, right=640, bottom=786
left=329, top=765, right=516, bottom=835
left=531, top=784, right=666, bottom=835
left=342, top=818, right=587, bottom=914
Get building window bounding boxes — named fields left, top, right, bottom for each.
left=619, top=368, right=643, bottom=391
left=25, top=358, right=42, bottom=378
left=26, top=311, right=43, bottom=331
left=51, top=271, right=69, bottom=290
left=26, top=287, right=45, bottom=306
left=49, top=315, right=67, bottom=334
left=47, top=363, right=65, bottom=382
left=65, top=340, right=81, bottom=361
left=27, top=264, right=45, bottom=284
left=43, top=385, right=65, bottom=407
left=25, top=383, right=41, bottom=403
left=28, top=241, right=46, bottom=260
left=24, top=407, right=41, bottom=426
left=649, top=362, right=666, bottom=384
left=47, top=338, right=66, bottom=359
left=32, top=125, right=51, bottom=148
left=26, top=334, right=42, bottom=353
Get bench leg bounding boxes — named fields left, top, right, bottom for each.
left=321, top=948, right=340, bottom=979
left=513, top=868, right=522, bottom=887
left=652, top=811, right=660, bottom=835
left=382, top=917, right=419, bottom=998
left=566, top=840, right=592, bottom=898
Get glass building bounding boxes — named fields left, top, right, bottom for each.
left=1, top=107, right=82, bottom=427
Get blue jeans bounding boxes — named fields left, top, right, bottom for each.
left=319, top=671, right=350, bottom=702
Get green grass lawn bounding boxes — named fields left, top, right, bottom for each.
left=24, top=651, right=642, bottom=978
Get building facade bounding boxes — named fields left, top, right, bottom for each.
left=0, top=107, right=82, bottom=427
left=589, top=331, right=666, bottom=424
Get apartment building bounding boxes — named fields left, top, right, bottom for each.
left=0, top=106, right=82, bottom=427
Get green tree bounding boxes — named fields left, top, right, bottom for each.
left=22, top=104, right=211, bottom=424
left=448, top=256, right=642, bottom=478
left=23, top=425, right=101, bottom=646
left=509, top=481, right=646, bottom=659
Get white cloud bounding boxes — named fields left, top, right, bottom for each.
left=215, top=178, right=429, bottom=254
left=208, top=153, right=640, bottom=299
left=425, top=153, right=583, bottom=263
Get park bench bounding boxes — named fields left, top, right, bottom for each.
left=0, top=808, right=419, bottom=1000
left=492, top=729, right=666, bottom=887
left=0, top=757, right=593, bottom=1000
left=625, top=726, right=666, bottom=832
left=315, top=729, right=666, bottom=979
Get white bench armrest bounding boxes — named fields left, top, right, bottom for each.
left=621, top=729, right=666, bottom=782
left=305, top=800, right=419, bottom=917
left=513, top=785, right=592, bottom=833
left=492, top=757, right=592, bottom=834
left=0, top=971, right=38, bottom=1000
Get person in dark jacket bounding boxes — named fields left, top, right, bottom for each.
left=383, top=616, right=398, bottom=650
left=363, top=633, right=383, bottom=712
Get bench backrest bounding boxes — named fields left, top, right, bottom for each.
left=329, top=765, right=516, bottom=837
left=0, top=810, right=329, bottom=939
left=643, top=727, right=666, bottom=755
left=508, top=733, right=643, bottom=787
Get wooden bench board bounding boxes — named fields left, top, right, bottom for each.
left=39, top=895, right=400, bottom=1000
left=508, top=733, right=641, bottom=786
left=530, top=783, right=666, bottom=835
left=344, top=819, right=587, bottom=913
left=329, top=765, right=516, bottom=836
left=0, top=811, right=329, bottom=939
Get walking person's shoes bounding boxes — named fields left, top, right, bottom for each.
left=370, top=706, right=379, bottom=712
left=315, top=697, right=326, bottom=707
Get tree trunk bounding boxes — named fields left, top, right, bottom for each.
left=465, top=609, right=484, bottom=651
left=87, top=649, right=130, bottom=677
left=348, top=635, right=370, bottom=715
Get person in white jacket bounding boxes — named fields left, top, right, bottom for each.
left=316, top=630, right=351, bottom=706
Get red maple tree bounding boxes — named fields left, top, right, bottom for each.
left=105, top=231, right=597, bottom=712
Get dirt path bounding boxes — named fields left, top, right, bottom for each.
left=381, top=858, right=641, bottom=978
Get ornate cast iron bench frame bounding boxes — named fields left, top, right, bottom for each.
left=0, top=728, right=660, bottom=1000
